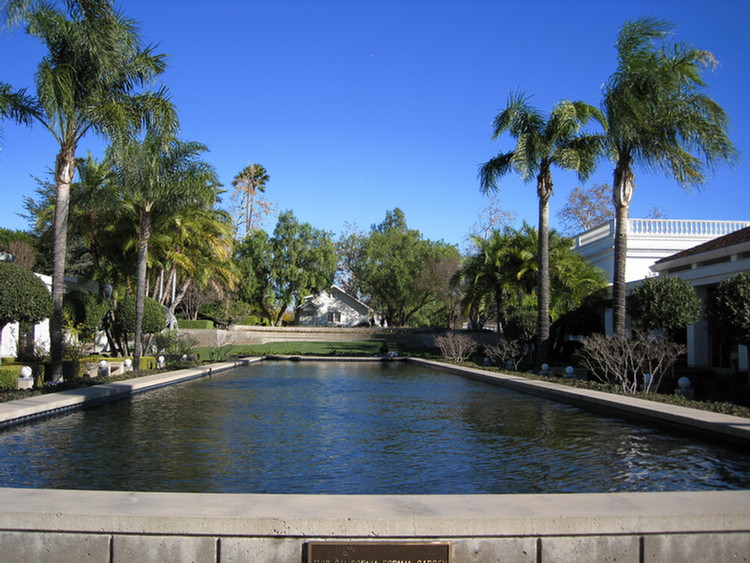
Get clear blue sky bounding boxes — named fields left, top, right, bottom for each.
left=1, top=0, right=748, bottom=248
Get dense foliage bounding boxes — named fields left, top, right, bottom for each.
left=707, top=272, right=750, bottom=348
left=458, top=224, right=607, bottom=346
left=628, top=276, right=702, bottom=334
left=0, top=263, right=52, bottom=330
left=341, top=209, right=461, bottom=327
left=234, top=211, right=336, bottom=326
left=114, top=294, right=166, bottom=336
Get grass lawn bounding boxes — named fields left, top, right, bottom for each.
left=196, top=339, right=435, bottom=360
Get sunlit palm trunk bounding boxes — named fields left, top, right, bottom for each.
left=612, top=159, right=634, bottom=337
left=134, top=208, right=151, bottom=370
left=50, top=149, right=75, bottom=382
left=536, top=172, right=552, bottom=363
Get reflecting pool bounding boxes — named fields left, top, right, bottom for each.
left=1, top=361, right=749, bottom=494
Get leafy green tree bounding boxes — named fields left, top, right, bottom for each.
left=5, top=0, right=177, bottom=380
left=460, top=228, right=523, bottom=334
left=349, top=209, right=460, bottom=327
left=113, top=293, right=165, bottom=356
left=480, top=92, right=603, bottom=362
left=602, top=17, right=738, bottom=336
left=110, top=132, right=218, bottom=368
left=628, top=276, right=701, bottom=335
left=0, top=263, right=52, bottom=332
left=235, top=228, right=275, bottom=321
left=152, top=206, right=237, bottom=325
left=269, top=211, right=337, bottom=325
left=707, top=272, right=750, bottom=351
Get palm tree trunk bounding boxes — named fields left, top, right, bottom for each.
left=612, top=158, right=635, bottom=337
left=536, top=172, right=552, bottom=364
left=50, top=148, right=76, bottom=382
left=134, top=208, right=152, bottom=370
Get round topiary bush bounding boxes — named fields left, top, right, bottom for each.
left=0, top=263, right=52, bottom=330
left=114, top=294, right=166, bottom=335
left=628, top=275, right=701, bottom=333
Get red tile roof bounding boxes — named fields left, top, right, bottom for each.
left=655, top=225, right=750, bottom=264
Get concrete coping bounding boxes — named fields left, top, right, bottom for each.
left=1, top=487, right=749, bottom=537
left=0, top=357, right=263, bottom=428
left=409, top=358, right=750, bottom=447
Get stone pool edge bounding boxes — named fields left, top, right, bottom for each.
left=0, top=357, right=263, bottom=428
left=409, top=358, right=750, bottom=447
left=1, top=356, right=749, bottom=562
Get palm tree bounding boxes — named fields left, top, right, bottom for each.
left=4, top=0, right=177, bottom=380
left=461, top=228, right=524, bottom=335
left=0, top=83, right=37, bottom=131
left=479, top=92, right=603, bottom=363
left=151, top=205, right=238, bottom=325
left=232, top=163, right=271, bottom=238
left=110, top=132, right=219, bottom=369
left=603, top=17, right=738, bottom=337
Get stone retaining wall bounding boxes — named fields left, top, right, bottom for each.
left=0, top=488, right=748, bottom=563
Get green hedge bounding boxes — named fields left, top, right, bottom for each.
left=0, top=367, right=20, bottom=390
left=179, top=319, right=214, bottom=329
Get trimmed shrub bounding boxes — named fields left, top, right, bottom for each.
left=0, top=263, right=52, bottom=329
left=0, top=367, right=20, bottom=390
left=629, top=276, right=701, bottom=333
left=114, top=294, right=166, bottom=335
left=178, top=319, right=214, bottom=329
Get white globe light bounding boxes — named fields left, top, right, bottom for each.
left=124, top=359, right=132, bottom=368
left=99, top=360, right=108, bottom=369
left=566, top=366, right=575, bottom=375
left=678, top=377, right=691, bottom=389
left=20, top=366, right=32, bottom=378
left=541, top=363, right=549, bottom=372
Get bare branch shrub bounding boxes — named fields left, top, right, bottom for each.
left=434, top=332, right=478, bottom=363
left=574, top=332, right=685, bottom=394
left=485, top=338, right=527, bottom=371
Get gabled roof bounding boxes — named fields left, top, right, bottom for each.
left=295, top=285, right=374, bottom=313
left=655, top=225, right=750, bottom=265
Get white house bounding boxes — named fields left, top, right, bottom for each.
left=295, top=285, right=380, bottom=327
left=651, top=225, right=750, bottom=372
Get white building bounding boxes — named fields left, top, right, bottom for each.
left=651, top=226, right=750, bottom=372
left=571, top=219, right=750, bottom=284
left=295, top=285, right=380, bottom=327
left=572, top=219, right=750, bottom=335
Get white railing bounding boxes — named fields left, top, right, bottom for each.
left=573, top=221, right=615, bottom=247
left=572, top=219, right=750, bottom=248
left=628, top=218, right=750, bottom=237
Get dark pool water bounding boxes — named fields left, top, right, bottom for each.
left=1, top=361, right=749, bottom=494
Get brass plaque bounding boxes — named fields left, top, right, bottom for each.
left=307, top=541, right=450, bottom=563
